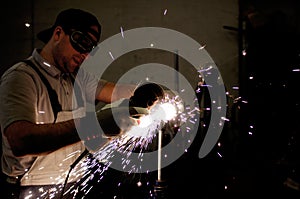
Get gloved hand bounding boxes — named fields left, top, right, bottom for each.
left=96, top=106, right=149, bottom=137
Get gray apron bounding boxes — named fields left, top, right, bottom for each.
left=20, top=107, right=86, bottom=186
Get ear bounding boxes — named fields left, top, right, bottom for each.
left=53, top=26, right=64, bottom=41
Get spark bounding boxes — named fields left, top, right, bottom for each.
left=217, top=152, right=223, bottom=158
left=24, top=194, right=33, bottom=199
left=242, top=49, right=247, bottom=56
left=33, top=63, right=245, bottom=198
left=163, top=9, right=168, bottom=15
left=120, top=27, right=124, bottom=38
left=197, top=65, right=212, bottom=73
left=198, top=44, right=206, bottom=50
left=109, top=51, right=115, bottom=60
left=221, top=117, right=230, bottom=122
left=25, top=23, right=31, bottom=28
left=55, top=97, right=185, bottom=197
left=137, top=181, right=142, bottom=187
left=42, top=62, right=51, bottom=67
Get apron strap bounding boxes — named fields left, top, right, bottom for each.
left=23, top=59, right=84, bottom=123
left=23, top=59, right=62, bottom=123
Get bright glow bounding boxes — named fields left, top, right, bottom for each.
left=160, top=103, right=177, bottom=120
left=150, top=102, right=177, bottom=122
left=126, top=102, right=177, bottom=138
left=138, top=115, right=153, bottom=128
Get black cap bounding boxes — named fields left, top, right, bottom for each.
left=37, top=8, right=101, bottom=43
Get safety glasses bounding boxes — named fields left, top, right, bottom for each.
left=68, top=31, right=98, bottom=54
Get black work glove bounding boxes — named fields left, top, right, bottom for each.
left=96, top=106, right=149, bottom=137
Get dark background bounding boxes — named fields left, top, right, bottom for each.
left=167, top=0, right=300, bottom=197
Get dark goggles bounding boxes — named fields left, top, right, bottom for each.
left=68, top=31, right=98, bottom=54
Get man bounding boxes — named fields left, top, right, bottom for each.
left=0, top=8, right=136, bottom=198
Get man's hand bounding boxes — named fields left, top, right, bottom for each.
left=96, top=106, right=148, bottom=137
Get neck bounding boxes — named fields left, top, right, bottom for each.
left=40, top=44, right=54, bottom=65
left=40, top=44, right=68, bottom=73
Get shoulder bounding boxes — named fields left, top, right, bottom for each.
left=0, top=60, right=43, bottom=90
left=1, top=60, right=38, bottom=78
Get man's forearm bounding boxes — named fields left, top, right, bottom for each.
left=4, top=120, right=81, bottom=157
left=97, top=82, right=136, bottom=103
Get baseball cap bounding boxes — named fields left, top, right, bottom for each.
left=37, top=8, right=101, bottom=43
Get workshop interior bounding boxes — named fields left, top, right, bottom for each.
left=0, top=0, right=300, bottom=198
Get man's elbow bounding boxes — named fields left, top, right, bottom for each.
left=4, top=123, right=31, bottom=157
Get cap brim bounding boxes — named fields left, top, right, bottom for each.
left=37, top=27, right=54, bottom=43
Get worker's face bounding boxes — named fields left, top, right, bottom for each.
left=53, top=26, right=99, bottom=73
